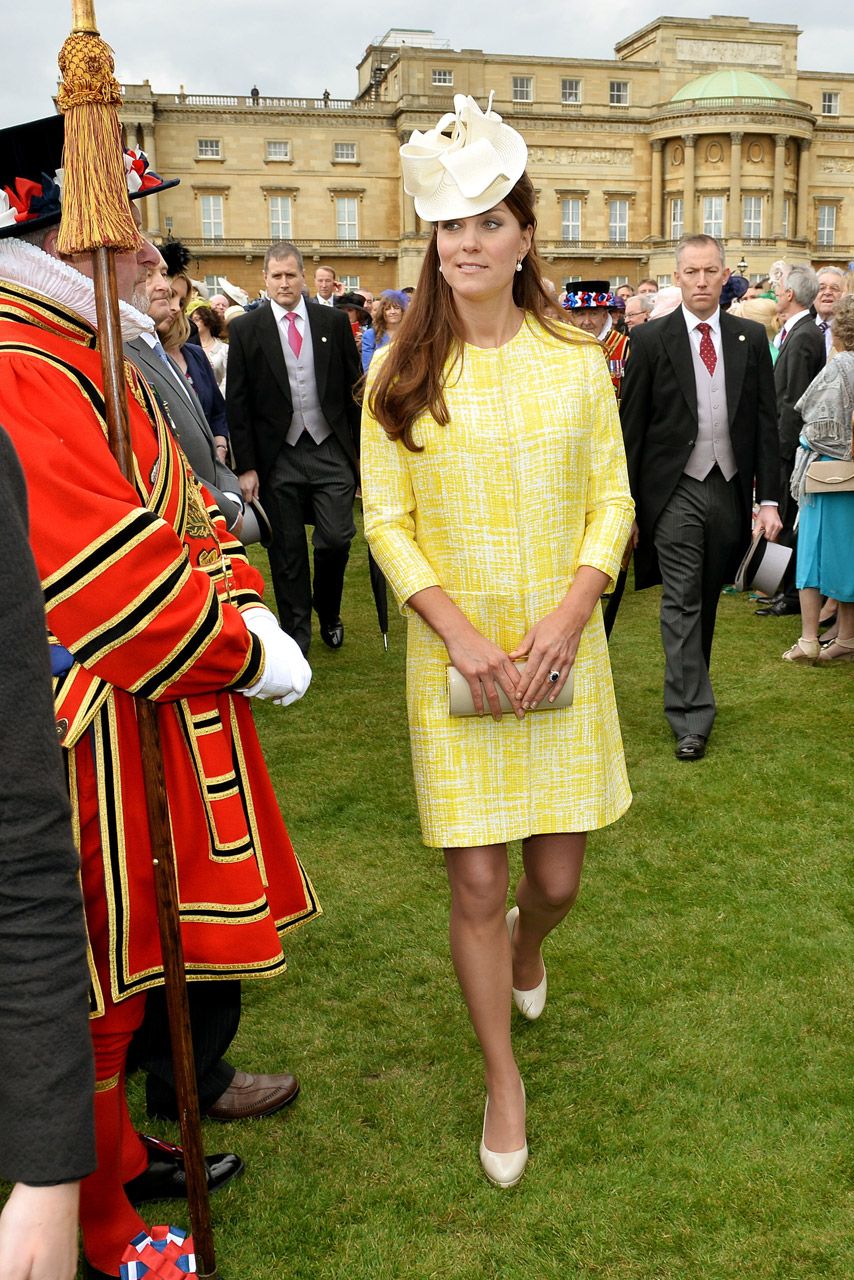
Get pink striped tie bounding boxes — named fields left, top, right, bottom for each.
left=284, top=311, right=302, bottom=357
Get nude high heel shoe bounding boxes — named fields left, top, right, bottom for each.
left=506, top=906, right=547, bottom=1020
left=479, top=1082, right=528, bottom=1188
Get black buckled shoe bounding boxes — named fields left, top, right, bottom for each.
left=675, top=734, right=706, bottom=761
left=319, top=617, right=344, bottom=649
left=124, top=1133, right=244, bottom=1205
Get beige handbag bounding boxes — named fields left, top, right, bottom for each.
left=804, top=459, right=854, bottom=493
left=447, top=660, right=574, bottom=717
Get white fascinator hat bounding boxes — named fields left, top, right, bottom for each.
left=400, top=92, right=528, bottom=222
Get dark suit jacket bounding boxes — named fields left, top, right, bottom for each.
left=125, top=336, right=243, bottom=529
left=774, top=312, right=826, bottom=460
left=620, top=306, right=780, bottom=589
left=226, top=300, right=361, bottom=485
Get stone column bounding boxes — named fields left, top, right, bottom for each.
left=683, top=134, right=696, bottom=234
left=796, top=137, right=812, bottom=240
left=136, top=122, right=160, bottom=234
left=650, top=138, right=664, bottom=239
left=729, top=132, right=743, bottom=240
left=772, top=134, right=787, bottom=238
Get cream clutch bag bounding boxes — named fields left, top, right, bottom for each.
left=447, top=660, right=574, bottom=717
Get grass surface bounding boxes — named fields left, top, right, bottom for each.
left=116, top=534, right=850, bottom=1276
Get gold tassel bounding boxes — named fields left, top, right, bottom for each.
left=55, top=29, right=143, bottom=255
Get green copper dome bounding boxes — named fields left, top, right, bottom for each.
left=671, top=70, right=793, bottom=103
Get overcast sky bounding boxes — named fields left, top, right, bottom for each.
left=4, top=2, right=852, bottom=128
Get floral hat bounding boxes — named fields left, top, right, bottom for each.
left=400, top=93, right=527, bottom=222
left=0, top=114, right=178, bottom=239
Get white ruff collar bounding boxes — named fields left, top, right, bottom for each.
left=0, top=238, right=154, bottom=341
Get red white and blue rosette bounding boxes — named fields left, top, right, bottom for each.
left=120, top=1226, right=196, bottom=1278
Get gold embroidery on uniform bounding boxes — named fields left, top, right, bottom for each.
left=94, top=1073, right=121, bottom=1093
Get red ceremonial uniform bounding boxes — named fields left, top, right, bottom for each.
left=601, top=327, right=631, bottom=404
left=0, top=278, right=319, bottom=1004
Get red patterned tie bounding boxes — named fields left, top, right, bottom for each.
left=284, top=311, right=302, bottom=357
left=697, top=321, right=716, bottom=375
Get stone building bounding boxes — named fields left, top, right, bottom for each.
left=119, top=13, right=854, bottom=296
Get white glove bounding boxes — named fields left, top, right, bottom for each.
left=238, top=608, right=312, bottom=706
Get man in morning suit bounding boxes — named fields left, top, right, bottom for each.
left=227, top=241, right=362, bottom=654
left=620, top=235, right=782, bottom=760
left=755, top=263, right=825, bottom=617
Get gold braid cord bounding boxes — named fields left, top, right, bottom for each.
left=56, top=31, right=143, bottom=255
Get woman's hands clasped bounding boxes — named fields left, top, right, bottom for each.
left=509, top=603, right=581, bottom=711
left=445, top=628, right=525, bottom=721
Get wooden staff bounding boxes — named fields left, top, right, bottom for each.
left=56, top=3, right=218, bottom=1275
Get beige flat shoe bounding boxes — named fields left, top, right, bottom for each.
left=816, top=637, right=854, bottom=664
left=506, top=906, right=547, bottom=1020
left=782, top=638, right=820, bottom=665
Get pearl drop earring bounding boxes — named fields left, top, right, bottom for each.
left=515, top=260, right=523, bottom=273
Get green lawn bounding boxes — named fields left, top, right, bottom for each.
left=123, top=536, right=851, bottom=1277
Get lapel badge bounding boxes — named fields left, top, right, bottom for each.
left=738, top=334, right=746, bottom=341
left=321, top=336, right=328, bottom=343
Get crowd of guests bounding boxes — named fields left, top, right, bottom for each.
left=1, top=90, right=852, bottom=1278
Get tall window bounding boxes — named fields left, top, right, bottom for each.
left=817, top=204, right=836, bottom=247
left=670, top=197, right=684, bottom=241
left=742, top=195, right=762, bottom=239
left=561, top=78, right=581, bottom=105
left=609, top=81, right=629, bottom=106
left=269, top=195, right=292, bottom=240
left=609, top=199, right=628, bottom=244
left=782, top=198, right=790, bottom=239
left=196, top=138, right=221, bottom=159
left=657, top=274, right=672, bottom=288
left=512, top=76, right=533, bottom=102
left=266, top=140, right=291, bottom=161
left=821, top=91, right=840, bottom=116
left=340, top=275, right=361, bottom=289
left=335, top=197, right=358, bottom=241
left=200, top=194, right=223, bottom=239
left=432, top=69, right=453, bottom=86
left=561, top=198, right=581, bottom=241
left=703, top=196, right=724, bottom=237
left=334, top=142, right=357, bottom=162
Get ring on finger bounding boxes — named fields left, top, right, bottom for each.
left=548, top=669, right=560, bottom=684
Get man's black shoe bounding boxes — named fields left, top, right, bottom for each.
left=675, top=734, right=706, bottom=761
left=123, top=1133, right=244, bottom=1205
left=320, top=617, right=344, bottom=649
left=755, top=597, right=801, bottom=616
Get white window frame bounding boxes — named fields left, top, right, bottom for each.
left=203, top=274, right=219, bottom=295
left=340, top=274, right=361, bottom=290
left=561, top=198, right=581, bottom=241
left=609, top=81, right=629, bottom=107
left=269, top=195, right=292, bottom=241
left=196, top=138, right=221, bottom=159
left=817, top=204, right=836, bottom=247
left=670, top=197, right=684, bottom=241
left=200, top=194, right=224, bottom=239
left=512, top=76, right=533, bottom=103
left=703, top=195, right=725, bottom=238
left=432, top=69, right=453, bottom=86
left=782, top=198, right=790, bottom=240
left=266, top=140, right=291, bottom=161
left=657, top=274, right=672, bottom=288
left=742, top=195, right=762, bottom=240
left=333, top=141, right=357, bottom=163
left=821, top=91, right=840, bottom=117
left=335, top=196, right=358, bottom=241
left=611, top=276, right=629, bottom=288
left=608, top=199, right=628, bottom=244
left=561, top=78, right=581, bottom=105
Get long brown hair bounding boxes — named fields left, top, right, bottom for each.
left=367, top=172, right=578, bottom=451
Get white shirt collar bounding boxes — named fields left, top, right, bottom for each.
left=682, top=303, right=721, bottom=335
left=783, top=308, right=811, bottom=332
left=596, top=314, right=613, bottom=342
left=270, top=294, right=308, bottom=326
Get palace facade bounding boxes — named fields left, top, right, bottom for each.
left=118, top=14, right=854, bottom=296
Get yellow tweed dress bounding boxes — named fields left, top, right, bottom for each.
left=361, top=317, right=634, bottom=848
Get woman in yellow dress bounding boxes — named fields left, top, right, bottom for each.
left=361, top=95, right=634, bottom=1188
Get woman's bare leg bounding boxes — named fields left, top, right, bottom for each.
left=444, top=844, right=525, bottom=1153
left=799, top=587, right=822, bottom=643
left=511, top=833, right=587, bottom=991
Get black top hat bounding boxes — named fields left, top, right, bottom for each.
left=0, top=114, right=178, bottom=240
